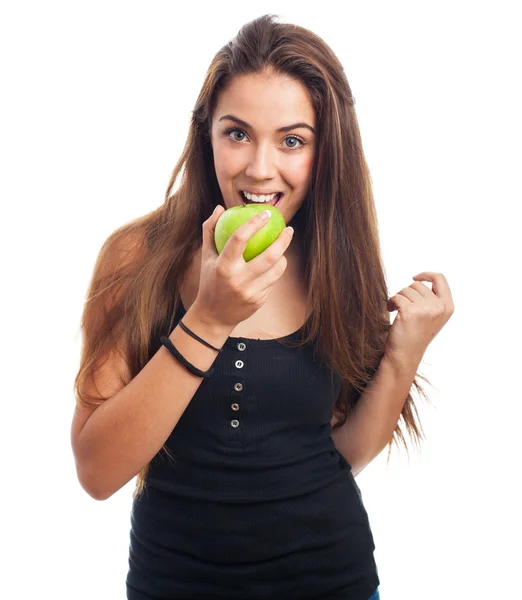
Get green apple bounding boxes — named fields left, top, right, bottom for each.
left=214, top=203, right=286, bottom=262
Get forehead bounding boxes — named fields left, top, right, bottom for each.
left=213, top=72, right=315, bottom=128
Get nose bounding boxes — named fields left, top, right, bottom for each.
left=244, top=142, right=277, bottom=181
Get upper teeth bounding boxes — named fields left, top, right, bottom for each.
left=242, top=191, right=279, bottom=203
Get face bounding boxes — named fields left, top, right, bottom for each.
left=209, top=70, right=316, bottom=226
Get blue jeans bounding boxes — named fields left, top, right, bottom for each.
left=368, top=589, right=380, bottom=600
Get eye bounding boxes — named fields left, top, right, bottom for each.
left=224, top=128, right=248, bottom=142
left=283, top=135, right=304, bottom=149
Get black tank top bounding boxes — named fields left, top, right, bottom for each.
left=127, top=300, right=380, bottom=599
left=146, top=299, right=346, bottom=502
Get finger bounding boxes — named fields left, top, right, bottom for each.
left=387, top=293, right=410, bottom=312
left=220, top=209, right=273, bottom=262
left=247, top=225, right=294, bottom=275
left=254, top=254, right=289, bottom=293
left=202, top=205, right=225, bottom=259
left=412, top=272, right=454, bottom=309
left=394, top=287, right=423, bottom=302
left=409, top=281, right=433, bottom=298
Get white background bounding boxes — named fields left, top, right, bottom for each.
left=1, top=1, right=520, bottom=598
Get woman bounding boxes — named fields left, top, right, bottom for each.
left=71, top=14, right=453, bottom=599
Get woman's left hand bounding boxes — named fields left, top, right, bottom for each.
left=384, top=271, right=454, bottom=369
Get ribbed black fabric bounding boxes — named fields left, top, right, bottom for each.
left=126, top=300, right=380, bottom=599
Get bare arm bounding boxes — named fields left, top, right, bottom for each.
left=72, top=205, right=292, bottom=500
left=331, top=356, right=417, bottom=477
left=71, top=303, right=234, bottom=500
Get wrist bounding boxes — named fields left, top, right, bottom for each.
left=381, top=351, right=421, bottom=379
left=179, top=302, right=235, bottom=348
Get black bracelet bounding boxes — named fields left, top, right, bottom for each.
left=160, top=336, right=214, bottom=378
left=178, top=319, right=223, bottom=352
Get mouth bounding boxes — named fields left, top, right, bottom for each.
left=238, top=191, right=284, bottom=207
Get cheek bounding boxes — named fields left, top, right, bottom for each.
left=283, top=153, right=314, bottom=186
left=213, top=142, right=242, bottom=180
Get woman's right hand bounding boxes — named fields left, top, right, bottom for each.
left=192, top=205, right=295, bottom=328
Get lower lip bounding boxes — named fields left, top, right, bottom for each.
left=239, top=192, right=283, bottom=207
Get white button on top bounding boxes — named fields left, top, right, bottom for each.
left=237, top=342, right=246, bottom=351
left=235, top=360, right=244, bottom=369
left=231, top=419, right=240, bottom=428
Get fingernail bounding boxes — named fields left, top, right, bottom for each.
left=287, top=226, right=294, bottom=235
left=261, top=210, right=271, bottom=220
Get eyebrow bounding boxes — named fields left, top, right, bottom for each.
left=219, top=114, right=315, bottom=134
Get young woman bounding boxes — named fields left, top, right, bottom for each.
left=71, top=14, right=453, bottom=600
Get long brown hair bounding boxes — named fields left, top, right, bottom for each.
left=74, top=14, right=431, bottom=500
